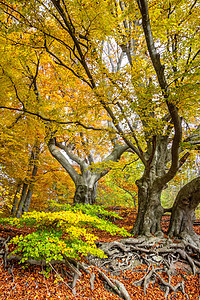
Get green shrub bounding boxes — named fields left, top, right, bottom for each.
left=2, top=206, right=130, bottom=264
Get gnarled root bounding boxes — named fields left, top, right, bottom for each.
left=88, top=236, right=200, bottom=298
left=132, top=265, right=189, bottom=299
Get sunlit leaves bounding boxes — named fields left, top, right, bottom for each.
left=2, top=205, right=130, bottom=262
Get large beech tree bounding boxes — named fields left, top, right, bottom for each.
left=0, top=0, right=200, bottom=244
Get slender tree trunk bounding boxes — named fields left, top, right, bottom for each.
left=15, top=143, right=40, bottom=218
left=22, top=185, right=34, bottom=213
left=22, top=163, right=38, bottom=213
left=11, top=182, right=22, bottom=216
left=15, top=183, right=29, bottom=218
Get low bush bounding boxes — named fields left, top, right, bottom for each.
left=1, top=205, right=130, bottom=263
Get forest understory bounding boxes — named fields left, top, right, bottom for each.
left=0, top=207, right=200, bottom=300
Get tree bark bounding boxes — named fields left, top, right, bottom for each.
left=15, top=143, right=40, bottom=218
left=74, top=182, right=97, bottom=205
left=15, top=182, right=29, bottom=218
left=22, top=157, right=39, bottom=213
left=131, top=153, right=200, bottom=239
left=168, top=177, right=200, bottom=245
left=11, top=182, right=22, bottom=217
left=131, top=135, right=169, bottom=236
left=131, top=175, right=164, bottom=236
left=22, top=187, right=34, bottom=212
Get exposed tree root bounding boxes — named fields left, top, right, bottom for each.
left=132, top=264, right=189, bottom=299
left=98, top=269, right=131, bottom=300
left=1, top=234, right=200, bottom=299
left=88, top=236, right=200, bottom=298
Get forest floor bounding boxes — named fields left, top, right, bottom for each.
left=0, top=207, right=200, bottom=300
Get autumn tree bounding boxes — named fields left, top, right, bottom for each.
left=0, top=43, right=76, bottom=215
left=0, top=0, right=200, bottom=245
left=34, top=52, right=129, bottom=205
left=0, top=22, right=129, bottom=206
left=0, top=106, right=76, bottom=217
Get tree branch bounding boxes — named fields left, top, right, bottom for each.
left=55, top=139, right=85, bottom=167
left=48, top=137, right=79, bottom=182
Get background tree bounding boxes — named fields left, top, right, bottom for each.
left=0, top=43, right=75, bottom=215
left=48, top=132, right=128, bottom=204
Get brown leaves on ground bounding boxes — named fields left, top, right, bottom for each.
left=0, top=207, right=200, bottom=300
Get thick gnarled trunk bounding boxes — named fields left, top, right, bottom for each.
left=74, top=183, right=97, bottom=205
left=131, top=176, right=164, bottom=236
left=168, top=177, right=200, bottom=245
left=131, top=136, right=169, bottom=236
left=141, top=189, right=164, bottom=236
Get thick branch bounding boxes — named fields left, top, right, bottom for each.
left=0, top=106, right=107, bottom=131
left=55, top=139, right=85, bottom=167
left=48, top=137, right=79, bottom=182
